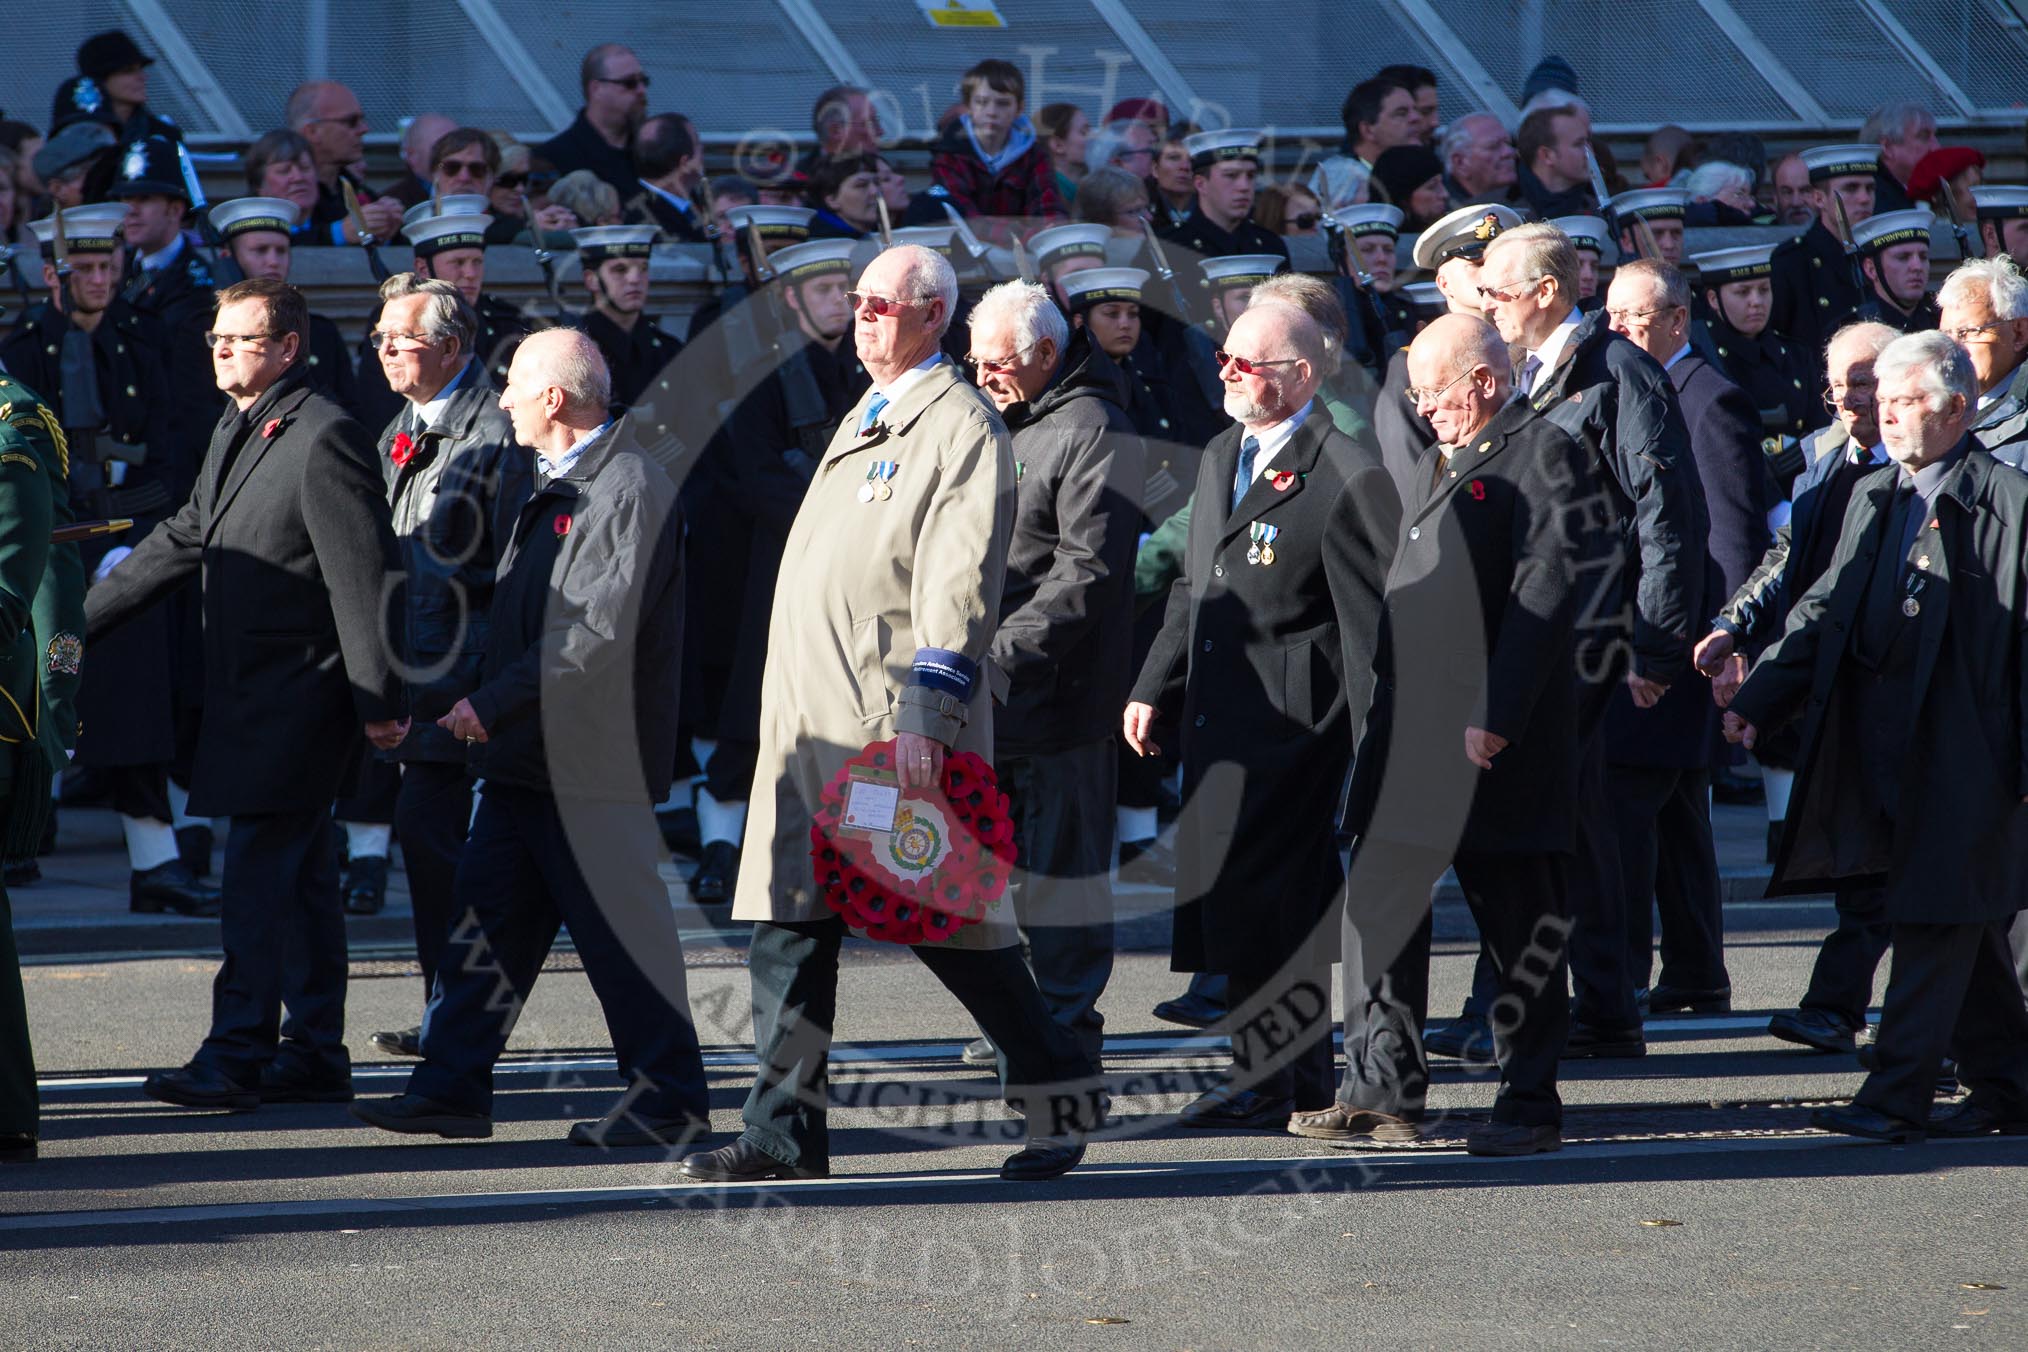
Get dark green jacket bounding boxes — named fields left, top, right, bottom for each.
left=0, top=375, right=85, bottom=811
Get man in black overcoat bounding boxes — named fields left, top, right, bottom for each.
left=84, top=279, right=406, bottom=1110
left=1602, top=259, right=1776, bottom=1024
left=1475, top=223, right=1710, bottom=1044
left=1301, top=315, right=1597, bottom=1157
left=1124, top=301, right=1397, bottom=1131
left=1727, top=330, right=2028, bottom=1142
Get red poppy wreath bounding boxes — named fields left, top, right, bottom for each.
left=809, top=740, right=1018, bottom=944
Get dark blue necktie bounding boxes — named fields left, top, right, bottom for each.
left=1231, top=434, right=1259, bottom=514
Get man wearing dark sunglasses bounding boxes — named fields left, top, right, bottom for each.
left=284, top=80, right=404, bottom=247
left=537, top=42, right=651, bottom=200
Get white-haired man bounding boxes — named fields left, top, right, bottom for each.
left=351, top=328, right=709, bottom=1148
left=1937, top=256, right=2028, bottom=465
left=1698, top=321, right=1901, bottom=1056
left=955, top=280, right=1143, bottom=1069
left=1728, top=331, right=2028, bottom=1142
left=685, top=245, right=1105, bottom=1184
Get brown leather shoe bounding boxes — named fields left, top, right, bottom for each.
left=1286, top=1103, right=1423, bottom=1143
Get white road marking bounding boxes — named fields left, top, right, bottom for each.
left=0, top=1132, right=2011, bottom=1233
left=27, top=1012, right=1860, bottom=1094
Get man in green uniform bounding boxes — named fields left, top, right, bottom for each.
left=0, top=374, right=90, bottom=1162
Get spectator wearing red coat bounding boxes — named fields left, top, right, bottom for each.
left=928, top=58, right=1066, bottom=245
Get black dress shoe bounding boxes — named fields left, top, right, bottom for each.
left=678, top=1136, right=825, bottom=1182
left=2, top=859, right=38, bottom=887
left=1152, top=974, right=1227, bottom=1029
left=690, top=839, right=737, bottom=906
left=1286, top=1103, right=1422, bottom=1143
left=1926, top=1100, right=2028, bottom=1137
left=369, top=1026, right=423, bottom=1058
left=1811, top=1103, right=1924, bottom=1143
left=350, top=1093, right=492, bottom=1139
left=176, top=824, right=214, bottom=879
left=256, top=1061, right=354, bottom=1104
left=0, top=1132, right=36, bottom=1162
left=1425, top=1016, right=1496, bottom=1063
left=1176, top=1086, right=1294, bottom=1130
left=344, top=855, right=389, bottom=915
left=144, top=1063, right=258, bottom=1112
left=1467, top=1121, right=1563, bottom=1156
left=1646, top=983, right=1731, bottom=1014
left=1002, top=1134, right=1085, bottom=1181
left=657, top=805, right=701, bottom=857
left=1768, top=1008, right=1859, bottom=1054
left=1116, top=837, right=1177, bottom=887
left=961, top=1036, right=997, bottom=1066
left=129, top=860, right=221, bottom=917
left=567, top=1105, right=710, bottom=1148
left=1562, top=1023, right=1647, bottom=1059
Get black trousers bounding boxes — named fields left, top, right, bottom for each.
left=1611, top=765, right=1731, bottom=994
left=1567, top=680, right=1639, bottom=1028
left=741, top=918, right=1102, bottom=1170
left=393, top=760, right=475, bottom=1004
left=1341, top=842, right=1569, bottom=1126
left=1228, top=961, right=1335, bottom=1110
left=103, top=764, right=171, bottom=822
left=0, top=879, right=34, bottom=1135
left=1798, top=881, right=1891, bottom=1028
left=996, top=738, right=1117, bottom=1061
left=196, top=810, right=347, bottom=1083
left=334, top=758, right=402, bottom=827
left=409, top=784, right=709, bottom=1120
left=1857, top=918, right=2028, bottom=1124
left=700, top=737, right=757, bottom=806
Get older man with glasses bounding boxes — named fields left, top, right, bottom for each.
left=84, top=279, right=404, bottom=1113
left=1727, top=330, right=2028, bottom=1143
left=681, top=245, right=1106, bottom=1185
left=1696, top=321, right=1901, bottom=1056
left=1936, top=256, right=2028, bottom=466
left=1474, top=222, right=1709, bottom=1051
left=1124, top=300, right=1396, bottom=1133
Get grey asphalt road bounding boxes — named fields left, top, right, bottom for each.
left=5, top=899, right=2026, bottom=1351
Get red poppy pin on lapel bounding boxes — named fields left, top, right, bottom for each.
left=1468, top=480, right=1486, bottom=500
left=1269, top=470, right=1296, bottom=492
left=261, top=417, right=283, bottom=439
left=389, top=431, right=415, bottom=467
left=553, top=513, right=572, bottom=538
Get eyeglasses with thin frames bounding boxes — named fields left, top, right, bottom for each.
left=1404, top=363, right=1482, bottom=406
left=966, top=342, right=1041, bottom=375
left=203, top=331, right=277, bottom=349
left=595, top=73, right=650, bottom=91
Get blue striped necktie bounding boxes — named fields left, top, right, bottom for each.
left=860, top=392, right=889, bottom=434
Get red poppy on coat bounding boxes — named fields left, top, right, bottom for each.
left=262, top=418, right=283, bottom=439
left=553, top=513, right=572, bottom=537
left=1468, top=480, right=1486, bottom=500
left=389, top=432, right=416, bottom=467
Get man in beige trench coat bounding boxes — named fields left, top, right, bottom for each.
left=680, top=245, right=1105, bottom=1185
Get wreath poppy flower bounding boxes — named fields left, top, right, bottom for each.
left=811, top=740, right=1017, bottom=944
